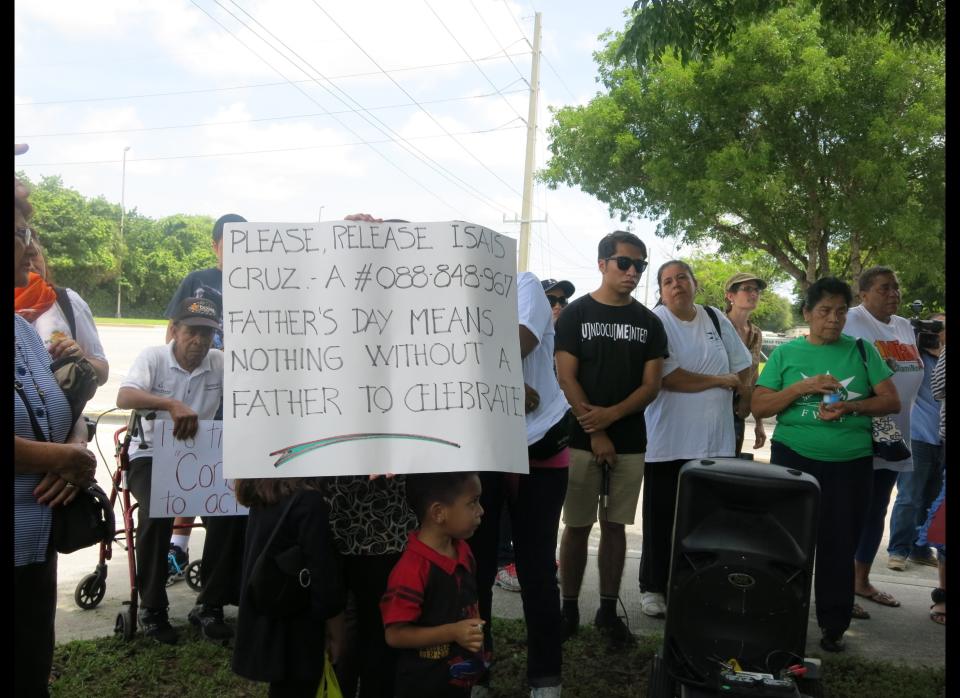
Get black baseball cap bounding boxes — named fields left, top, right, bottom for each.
left=173, top=297, right=221, bottom=329
left=541, top=278, right=575, bottom=297
left=212, top=213, right=247, bottom=243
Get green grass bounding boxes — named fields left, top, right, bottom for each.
left=93, top=317, right=168, bottom=326
left=49, top=619, right=944, bottom=697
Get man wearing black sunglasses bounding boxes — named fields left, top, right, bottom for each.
left=554, top=230, right=668, bottom=645
left=541, top=278, right=575, bottom=325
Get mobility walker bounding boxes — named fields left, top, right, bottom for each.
left=72, top=410, right=203, bottom=640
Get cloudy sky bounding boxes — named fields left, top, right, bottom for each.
left=15, top=0, right=695, bottom=303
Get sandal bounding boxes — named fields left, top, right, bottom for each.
left=855, top=590, right=900, bottom=608
left=850, top=603, right=870, bottom=620
left=930, top=607, right=946, bottom=625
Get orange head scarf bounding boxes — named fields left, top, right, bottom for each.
left=14, top=272, right=58, bottom=322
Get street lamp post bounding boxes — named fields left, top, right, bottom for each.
left=116, top=146, right=130, bottom=318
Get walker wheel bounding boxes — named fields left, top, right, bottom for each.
left=114, top=606, right=136, bottom=641
left=74, top=573, right=106, bottom=609
left=185, top=560, right=203, bottom=592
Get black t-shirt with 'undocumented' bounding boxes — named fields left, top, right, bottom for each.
left=554, top=294, right=668, bottom=454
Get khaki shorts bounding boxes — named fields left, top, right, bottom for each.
left=562, top=448, right=645, bottom=526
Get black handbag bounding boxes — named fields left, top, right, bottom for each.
left=51, top=483, right=115, bottom=554
left=247, top=493, right=312, bottom=618
left=528, top=412, right=571, bottom=461
left=14, top=380, right=115, bottom=554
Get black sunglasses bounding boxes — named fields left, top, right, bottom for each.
left=547, top=296, right=568, bottom=308
left=604, top=256, right=648, bottom=274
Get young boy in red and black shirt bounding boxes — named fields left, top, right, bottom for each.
left=380, top=472, right=486, bottom=698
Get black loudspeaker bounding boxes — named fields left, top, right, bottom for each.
left=662, top=458, right=820, bottom=688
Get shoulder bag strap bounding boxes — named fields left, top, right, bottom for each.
left=703, top=305, right=722, bottom=338
left=261, top=491, right=303, bottom=553
left=54, top=286, right=77, bottom=339
left=854, top=337, right=874, bottom=394
left=14, top=381, right=48, bottom=442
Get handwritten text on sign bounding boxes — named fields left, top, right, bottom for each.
left=223, top=221, right=528, bottom=478
left=151, top=420, right=248, bottom=517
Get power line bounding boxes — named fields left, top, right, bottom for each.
left=214, top=0, right=511, bottom=215
left=308, top=0, right=524, bottom=198
left=17, top=123, right=525, bottom=167
left=423, top=0, right=528, bottom=125
left=13, top=52, right=529, bottom=107
left=469, top=0, right=529, bottom=87
left=187, top=0, right=465, bottom=217
left=16, top=88, right=528, bottom=138
left=499, top=0, right=577, bottom=103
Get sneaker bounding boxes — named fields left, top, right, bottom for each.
left=559, top=607, right=579, bottom=642
left=640, top=591, right=667, bottom=618
left=531, top=686, right=562, bottom=697
left=594, top=609, right=635, bottom=646
left=139, top=607, right=179, bottom=645
left=886, top=554, right=907, bottom=571
left=167, top=544, right=189, bottom=582
left=819, top=628, right=845, bottom=653
left=495, top=563, right=522, bottom=592
left=908, top=554, right=939, bottom=568
left=188, top=604, right=234, bottom=643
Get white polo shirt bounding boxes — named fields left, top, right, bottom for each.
left=120, top=341, right=224, bottom=460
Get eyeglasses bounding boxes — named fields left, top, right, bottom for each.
left=604, top=256, right=648, bottom=274
left=15, top=227, right=34, bottom=247
left=547, top=296, right=568, bottom=308
left=737, top=285, right=762, bottom=295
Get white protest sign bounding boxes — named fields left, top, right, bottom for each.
left=150, top=420, right=248, bottom=517
left=222, top=221, right=528, bottom=478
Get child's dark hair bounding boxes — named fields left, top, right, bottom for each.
left=404, top=472, right=477, bottom=522
left=234, top=476, right=326, bottom=508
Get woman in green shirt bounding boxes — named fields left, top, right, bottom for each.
left=752, top=277, right=900, bottom=653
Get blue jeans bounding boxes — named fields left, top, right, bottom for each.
left=887, top=440, right=943, bottom=558
left=854, top=468, right=899, bottom=563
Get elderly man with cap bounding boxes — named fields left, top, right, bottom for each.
left=541, top=278, right=576, bottom=325
left=162, top=213, right=246, bottom=583
left=117, top=296, right=243, bottom=644
left=724, top=272, right=768, bottom=455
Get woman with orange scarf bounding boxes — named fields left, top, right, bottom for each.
left=14, top=245, right=109, bottom=386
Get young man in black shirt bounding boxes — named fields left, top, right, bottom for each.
left=554, top=231, right=667, bottom=644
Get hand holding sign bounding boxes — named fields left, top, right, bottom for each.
left=151, top=420, right=248, bottom=518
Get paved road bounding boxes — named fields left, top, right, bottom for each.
left=55, top=324, right=944, bottom=668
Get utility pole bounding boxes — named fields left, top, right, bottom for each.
left=517, top=11, right=542, bottom=272
left=116, top=146, right=130, bottom=318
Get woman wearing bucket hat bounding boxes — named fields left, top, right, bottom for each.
left=724, top=272, right=768, bottom=456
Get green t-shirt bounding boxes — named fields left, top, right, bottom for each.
left=757, top=334, right=894, bottom=462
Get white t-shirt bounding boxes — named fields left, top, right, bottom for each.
left=32, top=288, right=107, bottom=360
left=517, top=272, right=569, bottom=445
left=842, top=305, right=924, bottom=472
left=644, top=305, right=752, bottom=462
left=120, top=342, right=224, bottom=460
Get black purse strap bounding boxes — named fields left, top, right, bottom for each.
left=854, top=338, right=875, bottom=395
left=261, top=491, right=303, bottom=554
left=14, top=380, right=48, bottom=443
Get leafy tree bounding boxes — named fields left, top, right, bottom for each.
left=19, top=174, right=120, bottom=303
left=680, top=251, right=795, bottom=331
left=123, top=214, right=216, bottom=317
left=618, top=0, right=945, bottom=68
left=16, top=172, right=216, bottom=318
left=541, top=4, right=944, bottom=300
